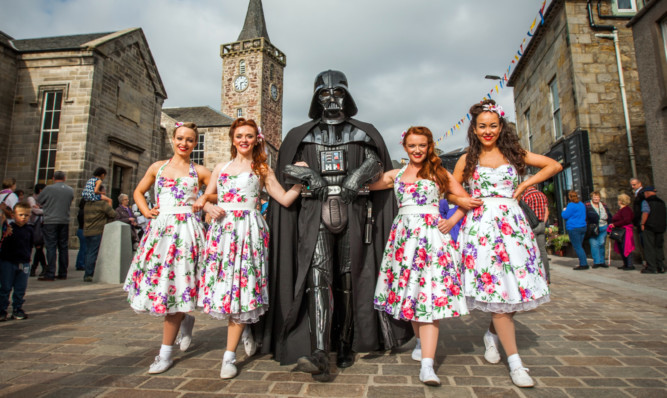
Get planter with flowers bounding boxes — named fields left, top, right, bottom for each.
left=546, top=226, right=570, bottom=256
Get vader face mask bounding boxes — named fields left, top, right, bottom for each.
left=319, top=88, right=346, bottom=124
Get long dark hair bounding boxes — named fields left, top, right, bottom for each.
left=229, top=118, right=268, bottom=183
left=403, top=126, right=449, bottom=195
left=463, top=99, right=526, bottom=181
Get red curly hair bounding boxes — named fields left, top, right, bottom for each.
left=403, top=126, right=449, bottom=195
left=228, top=118, right=268, bottom=184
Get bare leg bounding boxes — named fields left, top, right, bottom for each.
left=491, top=312, right=517, bottom=356
left=162, top=312, right=185, bottom=345
left=413, top=320, right=439, bottom=359
left=412, top=322, right=421, bottom=339
left=226, top=321, right=245, bottom=352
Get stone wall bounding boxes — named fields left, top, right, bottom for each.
left=0, top=45, right=17, bottom=176
left=629, top=0, right=667, bottom=196
left=7, top=50, right=96, bottom=191
left=512, top=0, right=648, bottom=209
left=566, top=0, right=648, bottom=203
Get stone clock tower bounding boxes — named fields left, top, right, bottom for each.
left=221, top=0, right=286, bottom=164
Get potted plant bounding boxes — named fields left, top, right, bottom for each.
left=546, top=226, right=569, bottom=256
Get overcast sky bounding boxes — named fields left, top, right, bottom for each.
left=1, top=0, right=544, bottom=160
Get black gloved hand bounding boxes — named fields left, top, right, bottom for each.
left=283, top=165, right=329, bottom=201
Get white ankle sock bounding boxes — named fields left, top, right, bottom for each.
left=223, top=350, right=236, bottom=363
left=507, top=353, right=523, bottom=371
left=159, top=344, right=173, bottom=361
left=421, top=357, right=434, bottom=369
left=485, top=329, right=499, bottom=346
left=415, top=338, right=421, bottom=349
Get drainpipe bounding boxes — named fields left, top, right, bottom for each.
left=587, top=0, right=637, bottom=178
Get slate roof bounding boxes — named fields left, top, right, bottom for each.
left=10, top=32, right=113, bottom=52
left=0, top=31, right=15, bottom=50
left=162, top=106, right=233, bottom=127
left=238, top=0, right=270, bottom=41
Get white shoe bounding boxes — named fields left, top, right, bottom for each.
left=483, top=333, right=501, bottom=364
left=242, top=326, right=257, bottom=357
left=419, top=367, right=441, bottom=386
left=510, top=367, right=534, bottom=388
left=177, top=314, right=195, bottom=351
left=411, top=346, right=422, bottom=361
left=220, top=358, right=238, bottom=379
left=148, top=355, right=173, bottom=374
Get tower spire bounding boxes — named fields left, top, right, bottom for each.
left=237, top=0, right=270, bottom=42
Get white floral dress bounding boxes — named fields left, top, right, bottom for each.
left=459, top=164, right=550, bottom=313
left=373, top=166, right=468, bottom=322
left=124, top=161, right=204, bottom=315
left=196, top=162, right=269, bottom=324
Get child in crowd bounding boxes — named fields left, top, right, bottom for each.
left=452, top=100, right=561, bottom=387
left=371, top=126, right=471, bottom=386
left=194, top=118, right=303, bottom=379
left=82, top=167, right=112, bottom=206
left=0, top=202, right=36, bottom=321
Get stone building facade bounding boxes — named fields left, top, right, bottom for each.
left=0, top=28, right=167, bottom=245
left=628, top=0, right=667, bottom=196
left=220, top=0, right=285, bottom=167
left=160, top=0, right=284, bottom=169
left=509, top=0, right=650, bottom=222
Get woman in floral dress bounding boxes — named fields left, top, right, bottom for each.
left=193, top=118, right=303, bottom=379
left=123, top=122, right=212, bottom=374
left=452, top=100, right=561, bottom=388
left=371, top=126, right=471, bottom=386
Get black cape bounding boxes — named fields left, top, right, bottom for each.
left=258, top=118, right=413, bottom=364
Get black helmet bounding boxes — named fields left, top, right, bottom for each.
left=308, top=70, right=358, bottom=119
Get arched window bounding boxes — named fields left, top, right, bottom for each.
left=239, top=60, right=246, bottom=75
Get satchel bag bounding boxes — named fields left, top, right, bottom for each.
left=609, top=227, right=625, bottom=242
left=585, top=222, right=599, bottom=239
left=519, top=200, right=540, bottom=230
left=32, top=215, right=44, bottom=247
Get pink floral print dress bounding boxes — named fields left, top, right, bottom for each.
left=373, top=166, right=469, bottom=322
left=124, top=160, right=204, bottom=315
left=459, top=164, right=550, bottom=313
left=196, top=162, right=269, bottom=324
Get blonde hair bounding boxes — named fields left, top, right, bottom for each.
left=617, top=193, right=631, bottom=206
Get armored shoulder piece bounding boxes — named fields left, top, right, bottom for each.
left=302, top=123, right=373, bottom=146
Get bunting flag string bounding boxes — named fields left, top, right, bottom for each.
left=436, top=0, right=548, bottom=149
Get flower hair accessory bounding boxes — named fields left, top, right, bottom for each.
left=399, top=130, right=407, bottom=145
left=174, top=122, right=184, bottom=128
left=257, top=126, right=265, bottom=142
left=482, top=104, right=505, bottom=117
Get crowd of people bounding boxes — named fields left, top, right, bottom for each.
left=0, top=69, right=663, bottom=390
left=557, top=178, right=665, bottom=274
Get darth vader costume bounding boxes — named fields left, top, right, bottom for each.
left=257, top=70, right=412, bottom=381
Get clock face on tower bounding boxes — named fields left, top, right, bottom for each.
left=234, top=75, right=249, bottom=92
left=271, top=84, right=279, bottom=101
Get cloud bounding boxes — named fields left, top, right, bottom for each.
left=1, top=0, right=541, bottom=160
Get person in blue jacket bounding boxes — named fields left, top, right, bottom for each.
left=561, top=190, right=588, bottom=270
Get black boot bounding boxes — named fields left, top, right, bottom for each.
left=336, top=343, right=354, bottom=368
left=296, top=350, right=331, bottom=382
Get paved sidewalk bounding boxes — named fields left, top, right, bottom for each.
left=0, top=251, right=665, bottom=397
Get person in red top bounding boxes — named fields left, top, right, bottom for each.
left=520, top=176, right=550, bottom=283
left=609, top=194, right=635, bottom=270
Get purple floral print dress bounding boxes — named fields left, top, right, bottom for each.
left=459, top=164, right=550, bottom=313
left=124, top=160, right=204, bottom=315
left=373, top=166, right=469, bottom=322
left=196, top=162, right=269, bottom=324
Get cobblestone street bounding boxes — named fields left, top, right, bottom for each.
left=0, top=252, right=665, bottom=397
